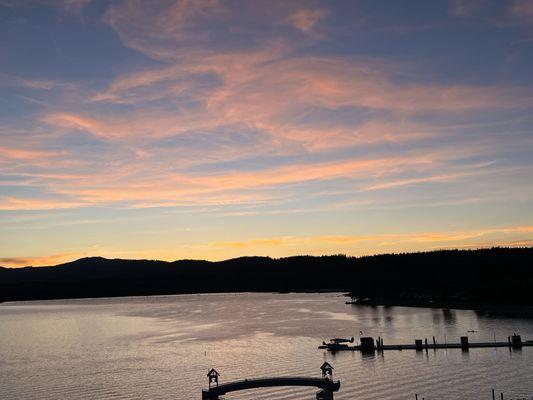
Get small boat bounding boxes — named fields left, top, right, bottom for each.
left=318, top=337, right=356, bottom=350
left=346, top=297, right=372, bottom=305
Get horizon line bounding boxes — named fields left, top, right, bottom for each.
left=3, top=245, right=532, bottom=269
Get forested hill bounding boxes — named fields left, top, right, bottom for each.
left=1, top=248, right=532, bottom=305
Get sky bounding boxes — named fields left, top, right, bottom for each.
left=1, top=0, right=533, bottom=267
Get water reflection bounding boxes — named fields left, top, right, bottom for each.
left=1, top=293, right=533, bottom=400
left=442, top=308, right=456, bottom=324
left=432, top=310, right=443, bottom=326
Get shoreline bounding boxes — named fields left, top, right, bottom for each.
left=0, top=289, right=346, bottom=305
left=347, top=297, right=533, bottom=317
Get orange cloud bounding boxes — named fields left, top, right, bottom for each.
left=0, top=147, right=60, bottom=161
left=43, top=109, right=226, bottom=141
left=0, top=253, right=82, bottom=268
left=2, top=137, right=514, bottom=211
left=46, top=154, right=431, bottom=206
left=3, top=226, right=532, bottom=267
left=43, top=113, right=104, bottom=136
left=0, top=147, right=438, bottom=210
left=0, top=197, right=90, bottom=211
left=208, top=225, right=533, bottom=249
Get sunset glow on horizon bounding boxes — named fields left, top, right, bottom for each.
left=1, top=0, right=533, bottom=267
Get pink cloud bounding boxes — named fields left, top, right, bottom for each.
left=0, top=146, right=60, bottom=161
left=20, top=79, right=57, bottom=90
left=4, top=0, right=533, bottom=217
left=104, top=0, right=225, bottom=61
left=0, top=152, right=434, bottom=210
left=510, top=0, right=533, bottom=22
left=0, top=197, right=90, bottom=211
left=284, top=8, right=328, bottom=33
left=450, top=0, right=488, bottom=17
left=83, top=49, right=533, bottom=157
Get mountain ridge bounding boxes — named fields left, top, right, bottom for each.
left=1, top=247, right=533, bottom=306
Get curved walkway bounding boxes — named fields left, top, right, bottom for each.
left=202, top=377, right=340, bottom=399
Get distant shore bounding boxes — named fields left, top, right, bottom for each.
left=2, top=248, right=533, bottom=308
left=346, top=297, right=533, bottom=317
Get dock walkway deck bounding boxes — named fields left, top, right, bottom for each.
left=319, top=335, right=532, bottom=352
left=320, top=341, right=533, bottom=351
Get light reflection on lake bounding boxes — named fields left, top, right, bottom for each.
left=1, top=293, right=533, bottom=400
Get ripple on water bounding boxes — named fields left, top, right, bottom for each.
left=1, top=293, right=533, bottom=400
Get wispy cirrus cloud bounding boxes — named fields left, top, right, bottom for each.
left=208, top=225, right=533, bottom=249
left=1, top=0, right=533, bottom=262
left=1, top=154, right=430, bottom=210
left=69, top=51, right=533, bottom=163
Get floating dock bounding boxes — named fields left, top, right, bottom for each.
left=319, top=334, right=533, bottom=352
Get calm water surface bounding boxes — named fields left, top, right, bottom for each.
left=1, top=293, right=533, bottom=400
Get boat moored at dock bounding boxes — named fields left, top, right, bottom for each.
left=319, top=334, right=532, bottom=352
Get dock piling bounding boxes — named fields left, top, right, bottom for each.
left=511, top=334, right=522, bottom=349
left=460, top=336, right=469, bottom=351
left=360, top=337, right=376, bottom=352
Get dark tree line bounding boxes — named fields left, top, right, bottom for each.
left=1, top=247, right=532, bottom=305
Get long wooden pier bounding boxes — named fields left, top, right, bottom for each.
left=319, top=334, right=533, bottom=352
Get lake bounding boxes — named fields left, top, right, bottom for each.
left=1, top=293, right=533, bottom=400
